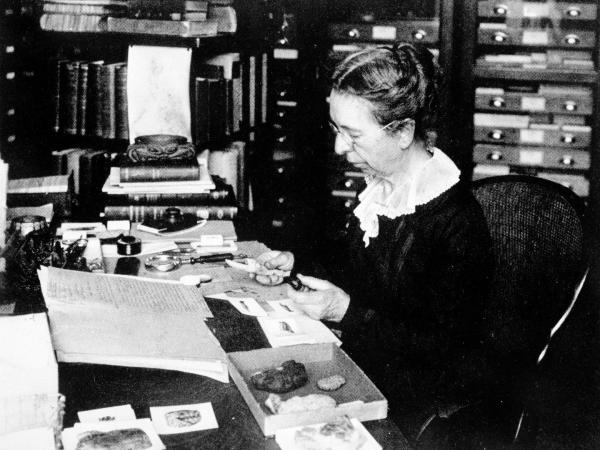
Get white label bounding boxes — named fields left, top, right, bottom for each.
left=522, top=2, right=550, bottom=18
left=273, top=48, right=298, bottom=60
left=521, top=96, right=546, bottom=111
left=5, top=46, right=14, bottom=54
left=372, top=26, right=396, bottom=41
left=520, top=129, right=545, bottom=144
left=519, top=149, right=544, bottom=165
left=522, top=30, right=548, bottom=45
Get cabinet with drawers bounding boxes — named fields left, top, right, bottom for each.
left=459, top=0, right=599, bottom=204
left=0, top=0, right=43, bottom=177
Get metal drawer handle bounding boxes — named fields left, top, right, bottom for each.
left=490, top=97, right=506, bottom=108
left=493, top=4, right=508, bottom=16
left=563, top=100, right=577, bottom=112
left=348, top=28, right=360, bottom=39
left=276, top=167, right=285, bottom=174
left=413, top=29, right=427, bottom=40
left=487, top=150, right=503, bottom=161
left=564, top=34, right=581, bottom=46
left=489, top=129, right=505, bottom=140
left=565, top=7, right=581, bottom=18
left=344, top=199, right=354, bottom=209
left=277, top=135, right=287, bottom=143
left=277, top=197, right=286, bottom=204
left=344, top=179, right=355, bottom=188
left=493, top=31, right=509, bottom=43
left=7, top=135, right=15, bottom=143
left=561, top=133, right=576, bottom=144
left=560, top=155, right=575, bottom=166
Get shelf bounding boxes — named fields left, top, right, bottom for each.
left=41, top=31, right=238, bottom=50
left=474, top=67, right=598, bottom=83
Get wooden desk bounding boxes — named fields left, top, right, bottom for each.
left=58, top=298, right=411, bottom=449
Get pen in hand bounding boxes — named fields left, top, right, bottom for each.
left=283, top=274, right=311, bottom=292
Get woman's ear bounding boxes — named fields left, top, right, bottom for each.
left=392, top=119, right=415, bottom=150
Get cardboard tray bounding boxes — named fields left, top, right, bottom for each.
left=228, top=343, right=388, bottom=436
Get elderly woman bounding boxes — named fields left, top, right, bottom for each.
left=256, top=42, right=494, bottom=445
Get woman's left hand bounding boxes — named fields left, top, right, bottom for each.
left=287, top=274, right=350, bottom=323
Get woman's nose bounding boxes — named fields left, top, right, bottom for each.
left=334, top=134, right=351, bottom=155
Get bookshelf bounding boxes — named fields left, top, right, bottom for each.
left=456, top=0, right=600, bottom=236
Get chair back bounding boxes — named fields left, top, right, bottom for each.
left=471, top=175, right=586, bottom=396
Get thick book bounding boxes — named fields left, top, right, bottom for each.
left=87, top=60, right=105, bottom=137
left=38, top=266, right=228, bottom=382
left=103, top=204, right=238, bottom=221
left=59, top=60, right=81, bottom=135
left=207, top=4, right=237, bottom=33
left=99, top=17, right=219, bottom=37
left=76, top=62, right=89, bottom=136
left=7, top=174, right=74, bottom=218
left=105, top=187, right=233, bottom=205
left=115, top=63, right=128, bottom=140
left=204, top=53, right=242, bottom=133
left=194, top=77, right=210, bottom=145
left=114, top=153, right=201, bottom=182
left=52, top=59, right=68, bottom=133
left=40, top=13, right=105, bottom=32
left=79, top=149, right=111, bottom=219
left=100, top=62, right=123, bottom=139
left=42, top=3, right=127, bottom=15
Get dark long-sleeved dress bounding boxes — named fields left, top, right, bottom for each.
left=326, top=183, right=494, bottom=440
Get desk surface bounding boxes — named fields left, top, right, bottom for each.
left=1, top=239, right=410, bottom=449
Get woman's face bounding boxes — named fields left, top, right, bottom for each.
left=329, top=89, right=407, bottom=177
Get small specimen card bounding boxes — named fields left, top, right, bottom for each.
left=62, top=418, right=165, bottom=450
left=150, top=403, right=218, bottom=435
left=78, top=404, right=136, bottom=423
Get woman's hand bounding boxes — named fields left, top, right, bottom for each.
left=287, top=274, right=350, bottom=322
left=250, top=250, right=294, bottom=285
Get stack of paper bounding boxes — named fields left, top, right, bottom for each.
left=38, top=266, right=229, bottom=382
left=0, top=313, right=62, bottom=448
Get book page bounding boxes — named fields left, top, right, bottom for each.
left=127, top=45, right=192, bottom=144
left=39, top=266, right=212, bottom=316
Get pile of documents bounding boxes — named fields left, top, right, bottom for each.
left=38, top=266, right=229, bottom=382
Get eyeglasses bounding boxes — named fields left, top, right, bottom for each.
left=328, top=119, right=399, bottom=148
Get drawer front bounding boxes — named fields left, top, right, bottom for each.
left=474, top=125, right=591, bottom=147
left=473, top=144, right=590, bottom=170
left=327, top=171, right=366, bottom=193
left=328, top=20, right=439, bottom=44
left=478, top=1, right=597, bottom=20
left=475, top=91, right=593, bottom=115
left=478, top=27, right=596, bottom=49
left=536, top=172, right=589, bottom=196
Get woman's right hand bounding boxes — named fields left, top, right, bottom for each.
left=251, top=250, right=295, bottom=285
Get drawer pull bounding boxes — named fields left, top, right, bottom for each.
left=564, top=7, right=581, bottom=18
left=276, top=166, right=285, bottom=174
left=487, top=150, right=503, bottom=161
left=348, top=28, right=360, bottom=39
left=561, top=133, right=576, bottom=144
left=277, top=197, right=286, bottom=204
left=492, top=4, right=508, bottom=16
left=5, top=72, right=15, bottom=80
left=490, top=97, right=506, bottom=108
left=560, top=155, right=575, bottom=166
left=6, top=108, right=15, bottom=116
left=412, top=29, right=427, bottom=41
left=277, top=135, right=287, bottom=143
left=344, top=199, right=354, bottom=209
left=7, top=135, right=15, bottom=143
left=5, top=46, right=14, bottom=54
left=344, top=179, right=354, bottom=189
left=563, top=100, right=577, bottom=112
left=563, top=34, right=581, bottom=46
left=278, top=90, right=287, bottom=98
left=489, top=129, right=504, bottom=140
left=493, top=31, right=509, bottom=43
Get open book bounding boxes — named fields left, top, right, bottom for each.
left=38, top=267, right=228, bottom=382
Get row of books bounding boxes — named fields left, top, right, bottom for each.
left=39, top=0, right=236, bottom=35
left=53, top=52, right=244, bottom=145
left=53, top=59, right=128, bottom=139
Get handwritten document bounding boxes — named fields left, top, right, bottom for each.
left=39, top=266, right=212, bottom=316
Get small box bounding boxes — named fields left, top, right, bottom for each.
left=228, top=343, right=388, bottom=436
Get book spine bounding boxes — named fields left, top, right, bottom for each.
left=120, top=165, right=200, bottom=182
left=40, top=13, right=103, bottom=32
left=103, top=205, right=238, bottom=221
left=101, top=63, right=117, bottom=139
left=106, top=189, right=231, bottom=205
left=52, top=59, right=66, bottom=133
left=63, top=61, right=81, bottom=135
left=88, top=61, right=104, bottom=137
left=77, top=63, right=89, bottom=136
left=208, top=77, right=226, bottom=142
left=115, top=64, right=128, bottom=140
left=195, top=77, right=210, bottom=145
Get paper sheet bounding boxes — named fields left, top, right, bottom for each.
left=127, top=45, right=192, bottom=143
left=39, top=266, right=212, bottom=316
left=0, top=426, right=55, bottom=450
left=62, top=419, right=165, bottom=450
left=150, top=403, right=218, bottom=435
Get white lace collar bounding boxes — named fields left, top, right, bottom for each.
left=353, top=148, right=460, bottom=247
